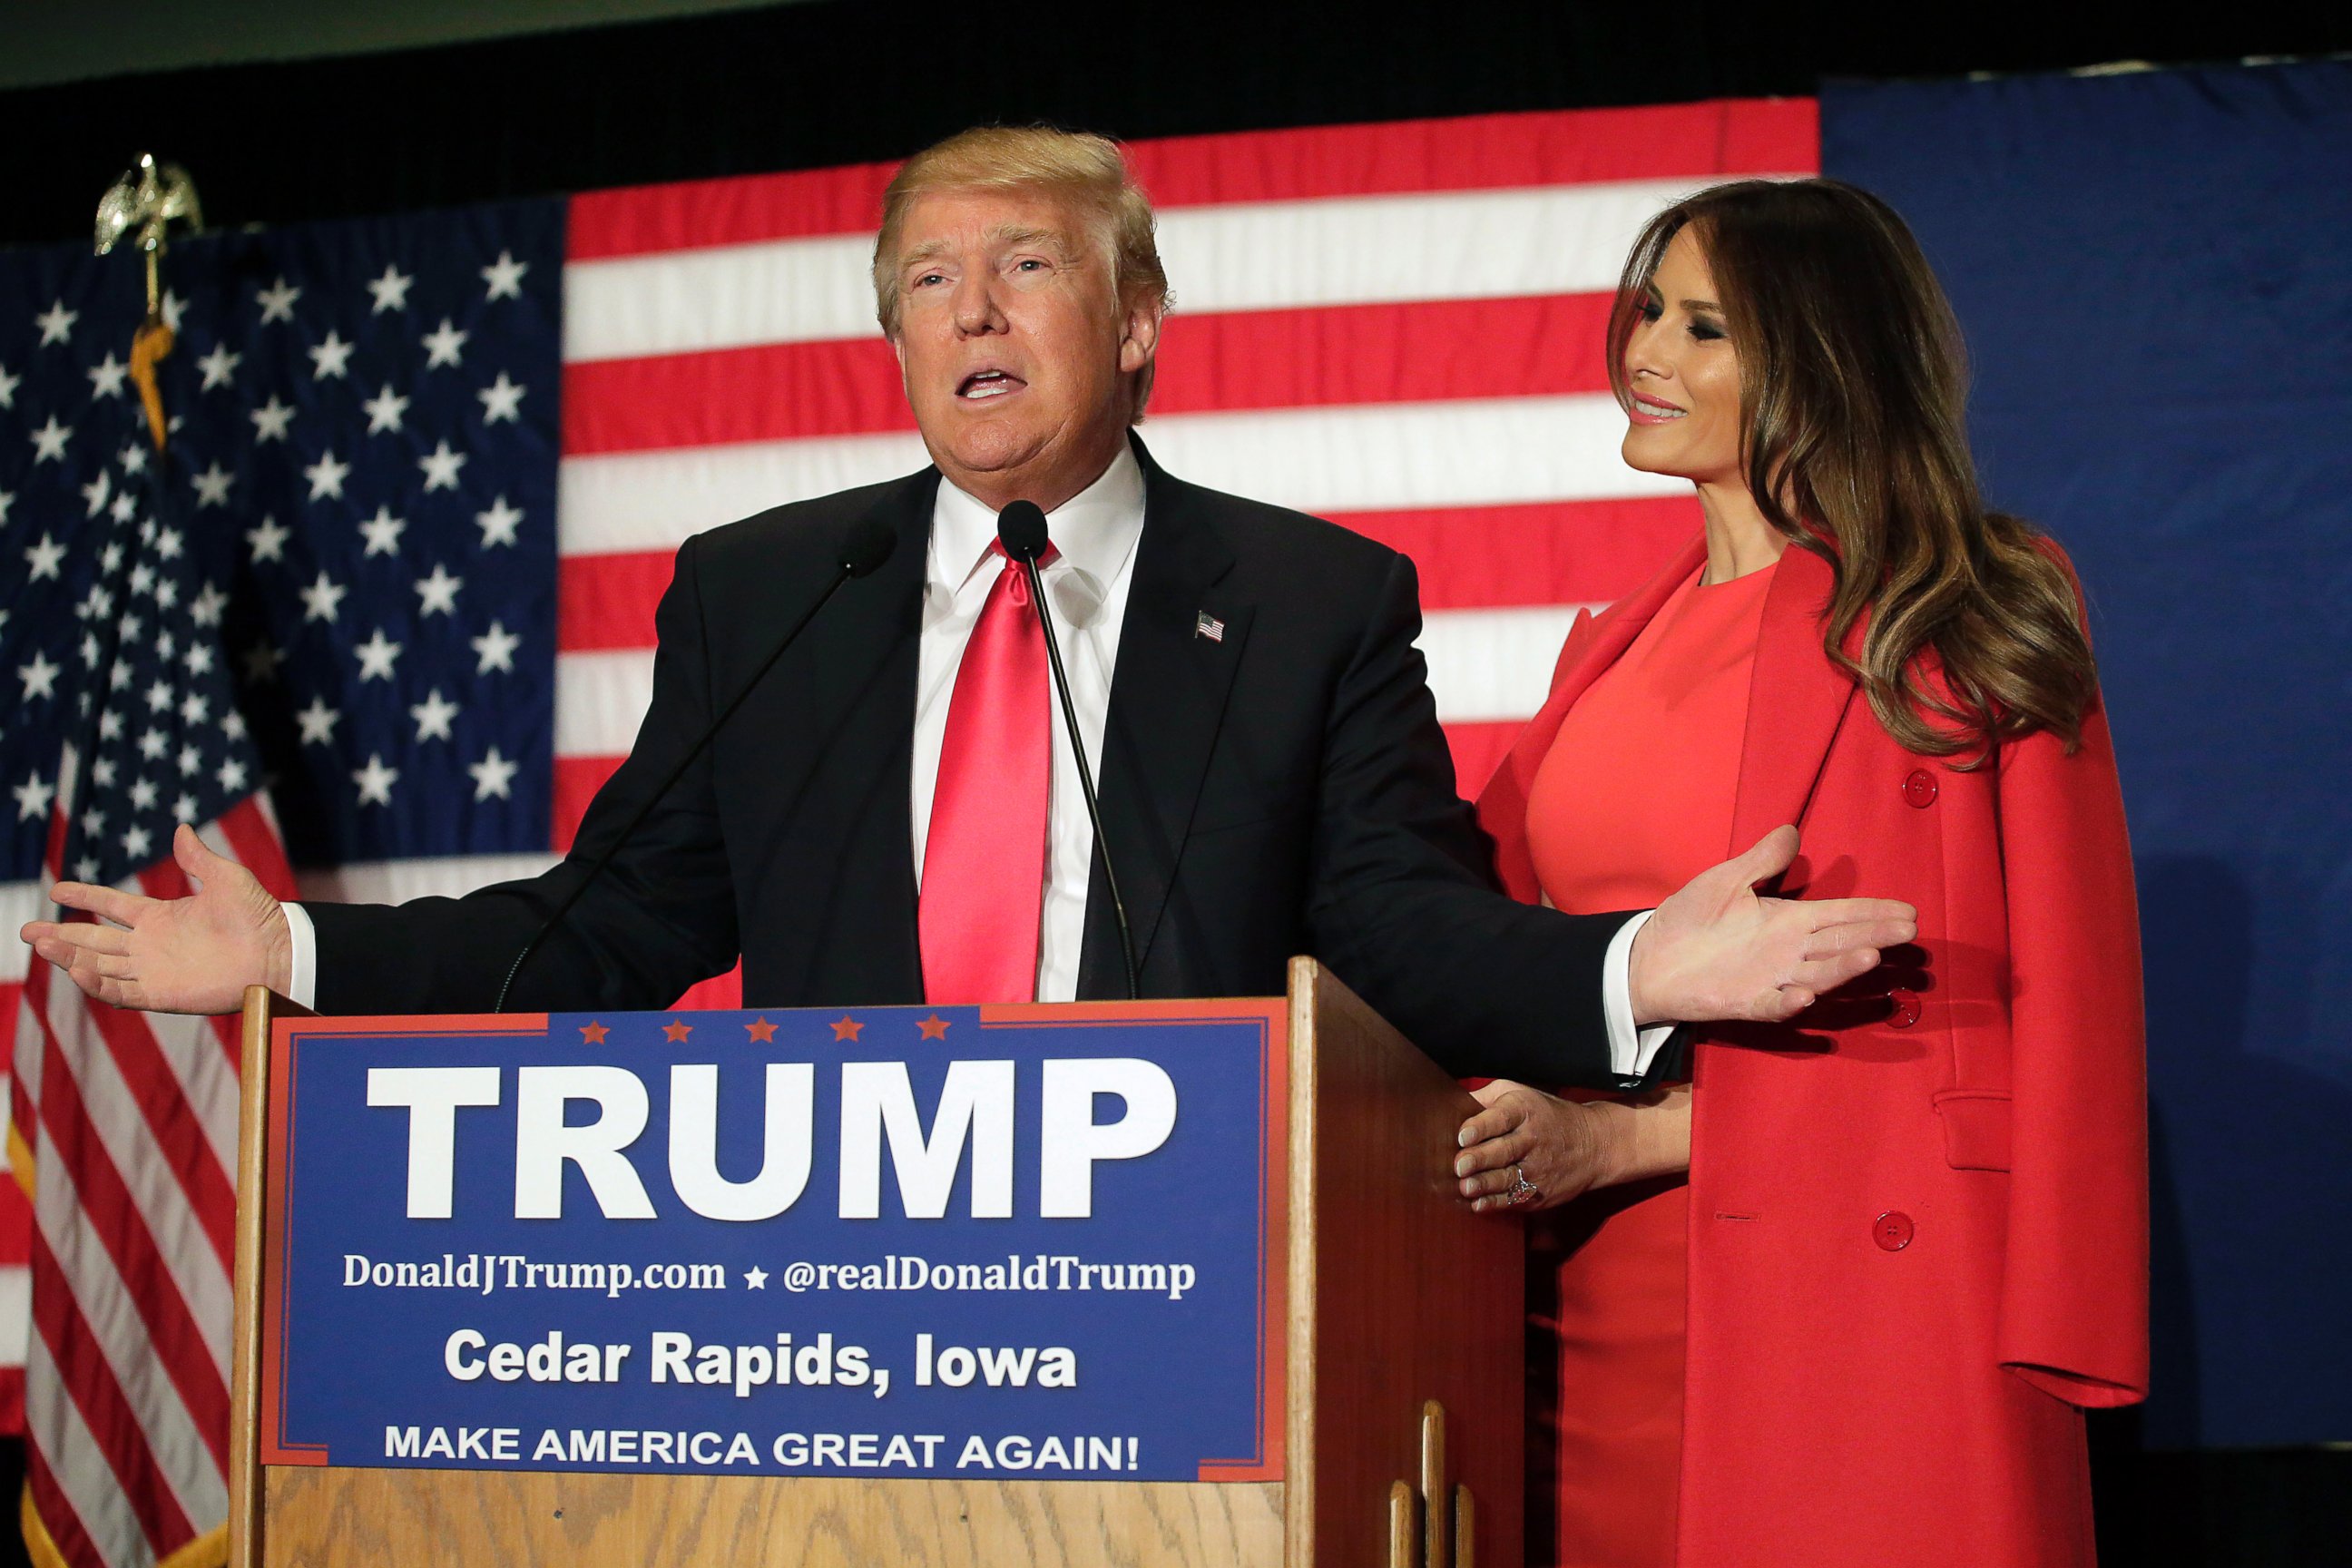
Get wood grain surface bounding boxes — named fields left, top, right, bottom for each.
left=260, top=1469, right=1282, bottom=1566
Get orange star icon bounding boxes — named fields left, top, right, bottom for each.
left=830, top=1015, right=864, bottom=1042
left=745, top=1016, right=778, bottom=1043
left=662, top=1019, right=692, bottom=1043
left=916, top=1014, right=951, bottom=1040
left=579, top=1021, right=609, bottom=1044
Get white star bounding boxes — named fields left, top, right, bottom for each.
left=160, top=290, right=187, bottom=334
left=0, top=488, right=13, bottom=524
left=295, top=696, right=339, bottom=745
left=25, top=532, right=65, bottom=580
left=129, top=777, right=158, bottom=810
left=246, top=515, right=291, bottom=563
left=242, top=641, right=280, bottom=683
left=82, top=470, right=112, bottom=516
left=354, top=627, right=403, bottom=681
left=191, top=461, right=234, bottom=507
left=471, top=620, right=521, bottom=674
left=467, top=746, right=518, bottom=801
left=172, top=793, right=199, bottom=824
left=110, top=491, right=137, bottom=522
left=309, top=330, right=356, bottom=381
left=481, top=250, right=530, bottom=301
left=421, top=317, right=469, bottom=368
left=361, top=383, right=408, bottom=434
left=257, top=277, right=301, bottom=324
left=418, top=440, right=466, bottom=491
left=88, top=352, right=130, bottom=398
left=742, top=1266, right=769, bottom=1290
left=12, top=770, right=54, bottom=822
left=183, top=642, right=213, bottom=675
left=475, top=495, right=524, bottom=549
left=366, top=263, right=415, bottom=314
left=358, top=505, right=407, bottom=557
left=353, top=753, right=399, bottom=807
left=145, top=678, right=172, bottom=712
left=122, top=824, right=153, bottom=861
left=137, top=728, right=167, bottom=760
left=130, top=563, right=155, bottom=597
left=410, top=687, right=461, bottom=741
left=19, top=651, right=58, bottom=701
left=304, top=448, right=350, bottom=500
left=80, top=632, right=101, bottom=668
left=191, top=582, right=228, bottom=626
left=476, top=373, right=525, bottom=424
left=30, top=416, right=70, bottom=463
left=119, top=441, right=148, bottom=475
left=299, top=570, right=347, bottom=623
left=217, top=756, right=249, bottom=792
left=250, top=395, right=294, bottom=442
left=72, top=856, right=97, bottom=880
left=178, top=744, right=201, bottom=776
left=91, top=755, right=116, bottom=784
left=415, top=564, right=463, bottom=616
left=0, top=363, right=18, bottom=407
left=156, top=525, right=182, bottom=561
left=220, top=710, right=247, bottom=740
left=13, top=772, right=54, bottom=822
left=80, top=806, right=105, bottom=836
left=35, top=299, right=76, bottom=345
left=196, top=342, right=242, bottom=390
left=179, top=691, right=210, bottom=725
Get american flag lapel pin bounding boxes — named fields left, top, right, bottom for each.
left=1195, top=610, right=1226, bottom=643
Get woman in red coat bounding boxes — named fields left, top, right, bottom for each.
left=1452, top=180, right=2148, bottom=1567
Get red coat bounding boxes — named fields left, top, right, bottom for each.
left=1476, top=538, right=2148, bottom=1567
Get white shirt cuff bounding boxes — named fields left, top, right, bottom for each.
left=280, top=901, right=318, bottom=1012
left=1602, top=909, right=1676, bottom=1082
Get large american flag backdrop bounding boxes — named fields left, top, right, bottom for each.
left=0, top=97, right=1808, bottom=1563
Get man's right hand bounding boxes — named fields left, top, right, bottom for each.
left=18, top=824, right=292, bottom=1015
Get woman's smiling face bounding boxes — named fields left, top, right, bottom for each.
left=1620, top=226, right=1745, bottom=489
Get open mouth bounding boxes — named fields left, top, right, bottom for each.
left=1631, top=393, right=1687, bottom=420
left=957, top=369, right=1026, bottom=401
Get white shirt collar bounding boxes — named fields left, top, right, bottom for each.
left=929, top=442, right=1147, bottom=593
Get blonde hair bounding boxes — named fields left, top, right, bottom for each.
left=872, top=125, right=1171, bottom=417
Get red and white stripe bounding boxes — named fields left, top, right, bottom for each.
left=13, top=755, right=295, bottom=1567
left=552, top=100, right=1818, bottom=876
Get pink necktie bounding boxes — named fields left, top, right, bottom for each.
left=920, top=543, right=1055, bottom=1004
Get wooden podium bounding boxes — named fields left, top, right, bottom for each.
left=226, top=958, right=1523, bottom=1566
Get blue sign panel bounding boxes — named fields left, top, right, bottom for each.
left=259, top=1002, right=1287, bottom=1483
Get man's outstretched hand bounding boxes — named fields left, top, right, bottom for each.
left=19, top=824, right=291, bottom=1015
left=1629, top=826, right=1915, bottom=1025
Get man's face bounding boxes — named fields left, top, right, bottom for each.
left=888, top=188, right=1160, bottom=513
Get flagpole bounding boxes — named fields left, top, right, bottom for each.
left=93, top=152, right=202, bottom=453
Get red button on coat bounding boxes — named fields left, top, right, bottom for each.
left=1886, top=989, right=1921, bottom=1028
left=1903, top=769, right=1939, bottom=808
left=1874, top=1211, right=1916, bottom=1251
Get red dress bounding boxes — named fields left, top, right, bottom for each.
left=1520, top=560, right=1776, bottom=1568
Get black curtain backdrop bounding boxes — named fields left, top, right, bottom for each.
left=3, top=0, right=2348, bottom=245
left=6, top=5, right=2351, bottom=1567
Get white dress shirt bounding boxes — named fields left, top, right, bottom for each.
left=284, top=443, right=1666, bottom=1076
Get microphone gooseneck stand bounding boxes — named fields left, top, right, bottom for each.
left=995, top=500, right=1142, bottom=1002
left=492, top=520, right=898, bottom=1013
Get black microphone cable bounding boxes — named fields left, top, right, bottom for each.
left=996, top=500, right=1141, bottom=1001
left=493, top=518, right=897, bottom=1013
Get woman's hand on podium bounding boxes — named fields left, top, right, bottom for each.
left=1628, top=825, right=1916, bottom=1025
left=1454, top=1080, right=1693, bottom=1213
left=19, top=824, right=292, bottom=1015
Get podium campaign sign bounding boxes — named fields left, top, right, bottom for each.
left=257, top=1002, right=1286, bottom=1485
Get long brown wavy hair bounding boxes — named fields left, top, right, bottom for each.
left=1605, top=179, right=2097, bottom=761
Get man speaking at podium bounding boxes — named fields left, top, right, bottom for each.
left=24, top=127, right=1911, bottom=1090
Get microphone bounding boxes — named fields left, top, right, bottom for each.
left=996, top=500, right=1140, bottom=1001
left=494, top=518, right=897, bottom=1012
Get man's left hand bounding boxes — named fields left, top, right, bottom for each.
left=1629, top=825, right=1915, bottom=1025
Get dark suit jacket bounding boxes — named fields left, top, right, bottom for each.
left=309, top=438, right=1632, bottom=1083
